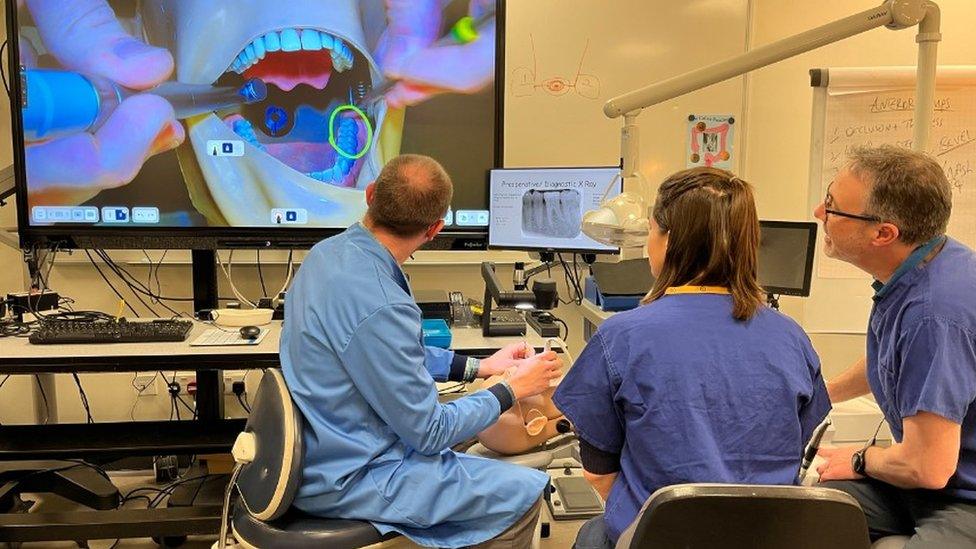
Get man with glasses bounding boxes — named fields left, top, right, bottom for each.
left=814, top=145, right=976, bottom=547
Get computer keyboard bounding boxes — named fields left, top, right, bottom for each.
left=29, top=319, right=194, bottom=344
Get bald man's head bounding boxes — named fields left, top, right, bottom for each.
left=367, top=154, right=453, bottom=237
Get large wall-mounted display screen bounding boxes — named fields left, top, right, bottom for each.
left=10, top=0, right=500, bottom=245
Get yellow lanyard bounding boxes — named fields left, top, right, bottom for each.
left=664, top=285, right=731, bottom=295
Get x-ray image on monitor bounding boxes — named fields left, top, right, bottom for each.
left=521, top=188, right=582, bottom=239
left=489, top=167, right=620, bottom=253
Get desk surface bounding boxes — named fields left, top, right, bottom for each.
left=0, top=320, right=557, bottom=373
left=580, top=298, right=616, bottom=327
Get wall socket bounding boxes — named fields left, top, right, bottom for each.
left=223, top=371, right=247, bottom=395
left=177, top=372, right=198, bottom=396
left=133, top=371, right=248, bottom=397
left=133, top=374, right=158, bottom=396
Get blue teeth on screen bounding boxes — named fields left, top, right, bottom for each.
left=301, top=29, right=322, bottom=51
left=264, top=32, right=281, bottom=52
left=280, top=28, right=302, bottom=52
left=233, top=119, right=266, bottom=151
left=228, top=29, right=352, bottom=75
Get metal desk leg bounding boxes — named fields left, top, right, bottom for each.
left=196, top=370, right=224, bottom=422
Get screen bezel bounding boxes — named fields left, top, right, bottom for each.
left=759, top=220, right=818, bottom=297
left=7, top=1, right=506, bottom=250
left=487, top=165, right=623, bottom=255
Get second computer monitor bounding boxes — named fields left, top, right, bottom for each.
left=759, top=220, right=818, bottom=297
left=488, top=167, right=622, bottom=253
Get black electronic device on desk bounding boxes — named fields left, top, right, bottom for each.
left=28, top=318, right=194, bottom=344
left=481, top=262, right=563, bottom=337
left=415, top=289, right=452, bottom=323
left=585, top=259, right=656, bottom=312
left=481, top=262, right=532, bottom=337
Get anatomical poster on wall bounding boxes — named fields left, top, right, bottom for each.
left=687, top=114, right=735, bottom=170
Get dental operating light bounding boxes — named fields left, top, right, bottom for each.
left=583, top=0, right=941, bottom=249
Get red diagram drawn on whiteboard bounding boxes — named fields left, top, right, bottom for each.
left=511, top=35, right=600, bottom=99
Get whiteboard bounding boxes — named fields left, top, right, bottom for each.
left=806, top=66, right=976, bottom=333
left=503, top=0, right=748, bottom=185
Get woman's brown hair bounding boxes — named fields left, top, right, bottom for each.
left=641, top=167, right=765, bottom=320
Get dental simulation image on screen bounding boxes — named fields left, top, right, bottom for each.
left=489, top=167, right=621, bottom=252
left=14, top=0, right=498, bottom=230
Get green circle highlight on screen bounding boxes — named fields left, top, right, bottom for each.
left=329, top=105, right=373, bottom=160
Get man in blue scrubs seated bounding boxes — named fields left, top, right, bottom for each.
left=280, top=154, right=561, bottom=548
left=816, top=146, right=976, bottom=547
left=555, top=167, right=831, bottom=548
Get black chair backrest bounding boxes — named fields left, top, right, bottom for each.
left=236, top=370, right=304, bottom=522
left=617, top=484, right=870, bottom=549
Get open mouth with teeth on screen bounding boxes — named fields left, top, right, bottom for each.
left=214, top=27, right=376, bottom=187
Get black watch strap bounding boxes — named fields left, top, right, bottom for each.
left=852, top=446, right=870, bottom=476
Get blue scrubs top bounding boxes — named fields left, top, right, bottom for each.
left=867, top=237, right=976, bottom=500
left=554, top=294, right=830, bottom=542
left=281, top=223, right=549, bottom=548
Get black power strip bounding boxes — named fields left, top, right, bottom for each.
left=526, top=311, right=560, bottom=338
left=6, top=290, right=60, bottom=320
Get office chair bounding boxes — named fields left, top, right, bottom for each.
left=614, top=484, right=871, bottom=549
left=220, top=370, right=410, bottom=548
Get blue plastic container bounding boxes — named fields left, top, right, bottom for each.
left=422, top=318, right=452, bottom=348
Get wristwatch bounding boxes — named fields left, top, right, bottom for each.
left=852, top=446, right=871, bottom=476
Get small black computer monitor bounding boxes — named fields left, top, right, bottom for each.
left=488, top=167, right=622, bottom=253
left=759, top=220, right=818, bottom=297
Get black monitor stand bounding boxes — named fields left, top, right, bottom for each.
left=191, top=250, right=223, bottom=423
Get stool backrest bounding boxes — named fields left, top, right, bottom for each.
left=616, top=484, right=870, bottom=549
left=236, top=370, right=304, bottom=521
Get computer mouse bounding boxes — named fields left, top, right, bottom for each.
left=240, top=326, right=261, bottom=340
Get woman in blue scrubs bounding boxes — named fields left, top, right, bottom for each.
left=555, top=167, right=831, bottom=548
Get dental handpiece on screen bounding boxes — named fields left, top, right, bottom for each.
left=21, top=68, right=268, bottom=141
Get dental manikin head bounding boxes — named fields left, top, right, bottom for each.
left=139, top=0, right=391, bottom=226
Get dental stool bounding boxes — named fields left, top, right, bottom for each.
left=221, top=370, right=408, bottom=548
left=615, top=484, right=871, bottom=549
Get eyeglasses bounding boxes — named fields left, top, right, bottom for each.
left=823, top=208, right=882, bottom=223
left=823, top=184, right=882, bottom=223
